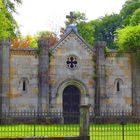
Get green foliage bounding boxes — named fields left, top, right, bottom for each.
left=2, top=0, right=22, bottom=13
left=29, top=36, right=38, bottom=48
left=116, top=25, right=140, bottom=51
left=37, top=31, right=56, bottom=39
left=90, top=14, right=121, bottom=49
left=115, top=0, right=140, bottom=56
left=76, top=22, right=95, bottom=46
left=0, top=5, right=15, bottom=39
left=130, top=8, right=140, bottom=25
left=65, top=11, right=87, bottom=26
left=120, top=0, right=140, bottom=26
left=0, top=0, right=3, bottom=8
left=0, top=0, right=22, bottom=40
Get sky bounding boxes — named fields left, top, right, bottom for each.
left=13, top=0, right=127, bottom=36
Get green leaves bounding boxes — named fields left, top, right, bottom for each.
left=65, top=11, right=87, bottom=26
left=64, top=1, right=140, bottom=49
left=116, top=25, right=140, bottom=51
left=2, top=0, right=22, bottom=13
left=0, top=6, right=13, bottom=39
left=0, top=0, right=22, bottom=40
left=120, top=0, right=140, bottom=26
left=115, top=1, right=140, bottom=54
left=77, top=22, right=95, bottom=46
left=130, top=8, right=140, bottom=26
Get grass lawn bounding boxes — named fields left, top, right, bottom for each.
left=0, top=123, right=140, bottom=140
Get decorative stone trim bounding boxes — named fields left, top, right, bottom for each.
left=106, top=52, right=133, bottom=57
left=57, top=79, right=88, bottom=96
left=51, top=31, right=93, bottom=55
left=10, top=50, right=38, bottom=55
left=53, top=79, right=88, bottom=111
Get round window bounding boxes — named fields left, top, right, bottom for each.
left=66, top=55, right=79, bottom=70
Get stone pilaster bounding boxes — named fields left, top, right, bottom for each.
left=94, top=41, right=106, bottom=114
left=38, top=40, right=49, bottom=112
left=0, top=40, right=3, bottom=115
left=0, top=40, right=10, bottom=112
left=131, top=54, right=140, bottom=115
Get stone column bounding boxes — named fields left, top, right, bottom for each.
left=94, top=41, right=106, bottom=114
left=0, top=40, right=3, bottom=116
left=131, top=54, right=140, bottom=115
left=1, top=40, right=10, bottom=113
left=38, top=40, right=49, bottom=113
left=80, top=105, right=90, bottom=140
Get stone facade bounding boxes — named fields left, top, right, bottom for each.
left=0, top=26, right=139, bottom=115
left=103, top=53, right=132, bottom=111
left=49, top=31, right=94, bottom=111
left=9, top=49, right=38, bottom=111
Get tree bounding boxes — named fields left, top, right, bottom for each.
left=11, top=35, right=31, bottom=48
left=0, top=0, right=22, bottom=39
left=90, top=14, right=121, bottom=49
left=76, top=22, right=94, bottom=46
left=37, top=31, right=59, bottom=47
left=64, top=11, right=94, bottom=46
left=130, top=8, right=140, bottom=25
left=62, top=1, right=140, bottom=49
left=65, top=11, right=87, bottom=26
left=0, top=3, right=14, bottom=39
left=2, top=0, right=22, bottom=13
left=120, top=0, right=140, bottom=26
left=90, top=0, right=140, bottom=49
left=11, top=35, right=38, bottom=48
left=116, top=25, right=140, bottom=51
left=11, top=31, right=59, bottom=48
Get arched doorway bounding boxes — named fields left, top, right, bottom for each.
left=63, top=85, right=80, bottom=123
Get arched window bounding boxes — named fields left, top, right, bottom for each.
left=114, top=78, right=123, bottom=93
left=23, top=80, right=26, bottom=91
left=117, top=81, right=120, bottom=92
left=19, top=78, right=29, bottom=94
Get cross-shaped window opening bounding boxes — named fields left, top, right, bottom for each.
left=66, top=56, right=78, bottom=69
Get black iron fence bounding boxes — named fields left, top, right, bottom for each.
left=90, top=110, right=140, bottom=140
left=0, top=110, right=80, bottom=124
left=0, top=110, right=80, bottom=139
left=0, top=110, right=140, bottom=139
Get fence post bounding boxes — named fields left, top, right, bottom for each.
left=80, top=105, right=90, bottom=140
left=34, top=110, right=36, bottom=137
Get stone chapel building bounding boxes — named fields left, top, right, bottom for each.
left=0, top=15, right=140, bottom=116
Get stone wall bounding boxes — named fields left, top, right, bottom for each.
left=131, top=54, right=140, bottom=115
left=0, top=41, right=10, bottom=112
left=9, top=50, right=38, bottom=111
left=102, top=53, right=132, bottom=111
left=50, top=32, right=95, bottom=111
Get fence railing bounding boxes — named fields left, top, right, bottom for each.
left=0, top=111, right=80, bottom=138
left=1, top=110, right=81, bottom=124
left=90, top=110, right=140, bottom=140
left=0, top=110, right=140, bottom=139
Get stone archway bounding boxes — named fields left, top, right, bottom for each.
left=56, top=79, right=88, bottom=123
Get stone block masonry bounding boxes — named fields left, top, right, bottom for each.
left=10, top=49, right=39, bottom=111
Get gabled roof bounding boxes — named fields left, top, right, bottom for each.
left=50, top=29, right=94, bottom=55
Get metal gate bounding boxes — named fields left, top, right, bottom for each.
left=63, top=85, right=80, bottom=124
